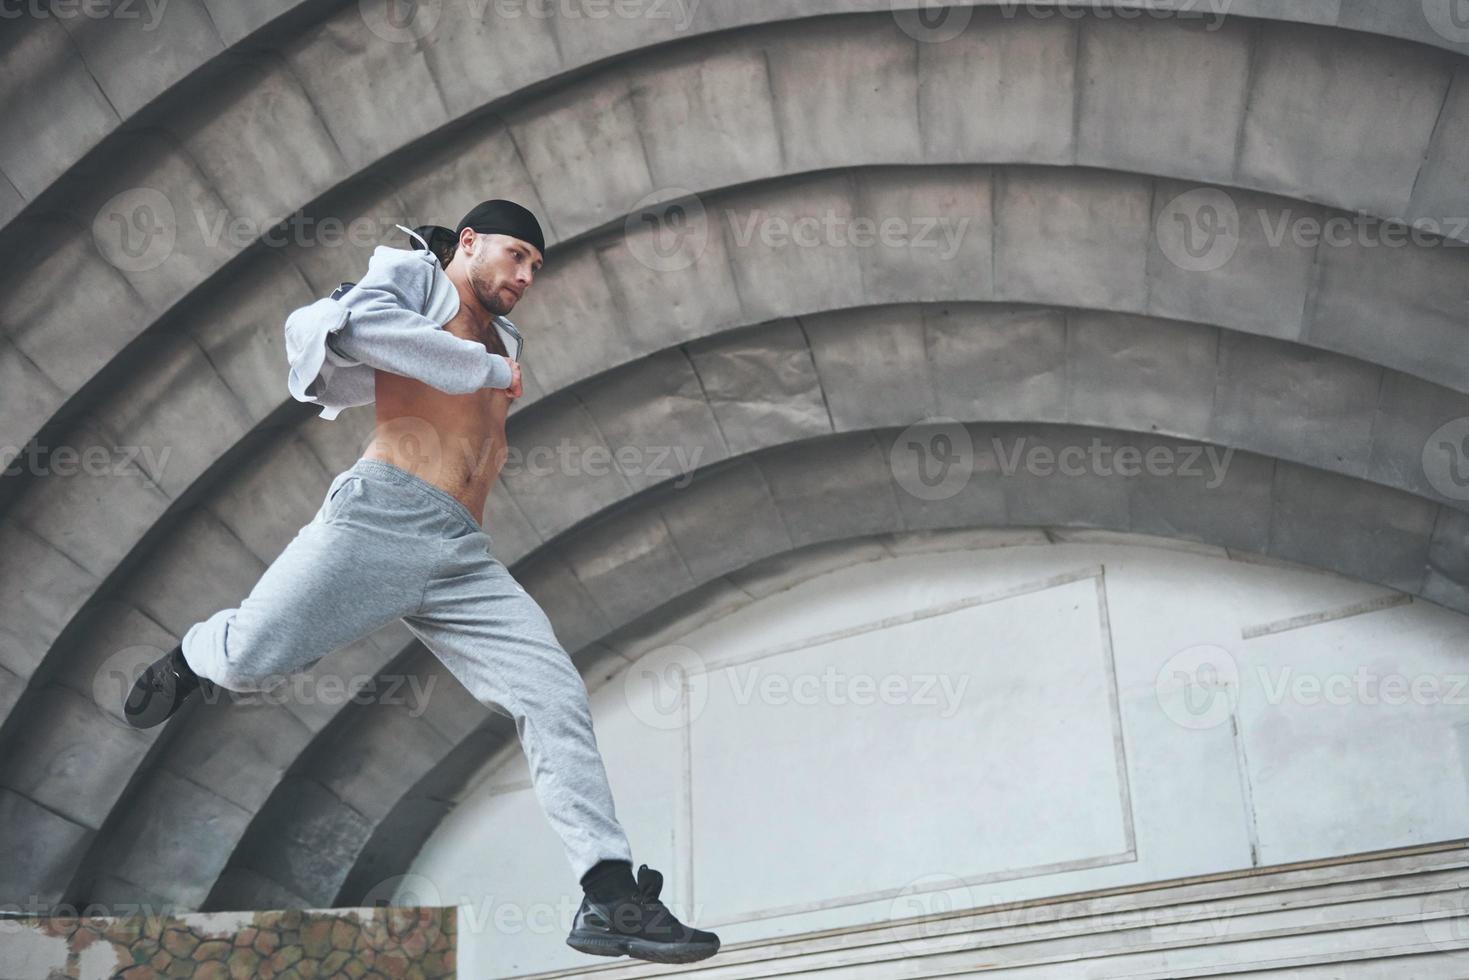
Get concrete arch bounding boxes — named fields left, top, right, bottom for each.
left=44, top=303, right=1468, bottom=908
left=6, top=160, right=1468, bottom=749
left=6, top=0, right=1468, bottom=237
left=4, top=5, right=1467, bottom=472
left=199, top=420, right=1463, bottom=910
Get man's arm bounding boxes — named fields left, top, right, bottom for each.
left=324, top=247, right=513, bottom=392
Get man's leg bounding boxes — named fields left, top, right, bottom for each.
left=402, top=530, right=634, bottom=881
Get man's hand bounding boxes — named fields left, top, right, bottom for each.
left=505, top=358, right=523, bottom=399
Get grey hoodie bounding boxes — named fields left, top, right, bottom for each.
left=284, top=226, right=517, bottom=420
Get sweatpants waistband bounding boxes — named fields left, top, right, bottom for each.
left=346, top=457, right=483, bottom=534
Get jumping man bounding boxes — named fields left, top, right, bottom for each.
left=122, top=200, right=720, bottom=965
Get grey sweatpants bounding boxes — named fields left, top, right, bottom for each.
left=181, top=457, right=634, bottom=880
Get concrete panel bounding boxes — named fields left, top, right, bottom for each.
left=1129, top=439, right=1275, bottom=552
left=227, top=776, right=370, bottom=906
left=1428, top=507, right=1469, bottom=592
left=1, top=221, right=153, bottom=394
left=57, top=0, right=222, bottom=117
left=885, top=421, right=1009, bottom=532
left=272, top=179, right=410, bottom=306
left=201, top=0, right=302, bottom=45
left=313, top=707, right=452, bottom=823
left=925, top=305, right=1068, bottom=422
left=686, top=320, right=831, bottom=456
left=7, top=419, right=172, bottom=578
left=804, top=304, right=935, bottom=430
left=1239, top=22, right=1454, bottom=217
left=1146, top=181, right=1321, bottom=342
left=296, top=402, right=377, bottom=476
left=596, top=204, right=747, bottom=350
left=65, top=129, right=239, bottom=314
left=483, top=486, right=541, bottom=564
left=718, top=174, right=867, bottom=323
left=1066, top=312, right=1218, bottom=438
left=208, top=437, right=335, bottom=564
left=0, top=21, right=118, bottom=198
left=176, top=55, right=346, bottom=230
left=105, top=769, right=253, bottom=906
left=498, top=393, right=634, bottom=541
left=1269, top=463, right=1437, bottom=593
left=419, top=0, right=562, bottom=119
left=206, top=867, right=311, bottom=911
left=391, top=121, right=547, bottom=242
left=560, top=505, right=698, bottom=625
left=0, top=336, right=67, bottom=459
left=0, top=524, right=98, bottom=678
left=1078, top=16, right=1253, bottom=184
left=1213, top=332, right=1381, bottom=478
left=1368, top=372, right=1469, bottom=507
left=0, top=686, right=153, bottom=828
left=994, top=168, right=1152, bottom=310
left=1306, top=235, right=1469, bottom=395
left=0, top=788, right=93, bottom=903
left=504, top=246, right=638, bottom=392
left=282, top=4, right=449, bottom=170
left=1409, top=65, right=1469, bottom=232
left=759, top=430, right=904, bottom=547
left=762, top=16, right=922, bottom=172
left=632, top=44, right=785, bottom=191
left=575, top=349, right=728, bottom=494
left=513, top=550, right=616, bottom=654
left=164, top=700, right=315, bottom=812
left=104, top=338, right=255, bottom=498
left=0, top=172, right=21, bottom=227
left=117, top=509, right=267, bottom=640
left=989, top=423, right=1135, bottom=530
left=851, top=166, right=994, bottom=306
left=190, top=250, right=316, bottom=424
left=655, top=459, right=794, bottom=583
left=508, top=73, right=654, bottom=238
left=918, top=9, right=1074, bottom=164
left=546, top=0, right=699, bottom=66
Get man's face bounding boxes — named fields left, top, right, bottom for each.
left=459, top=230, right=543, bottom=317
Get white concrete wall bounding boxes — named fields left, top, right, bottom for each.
left=406, top=532, right=1469, bottom=976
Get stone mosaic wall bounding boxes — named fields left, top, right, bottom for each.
left=0, top=906, right=455, bottom=979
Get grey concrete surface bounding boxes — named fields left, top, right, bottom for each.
left=5, top=9, right=1468, bottom=475
left=50, top=308, right=1469, bottom=909
left=4, top=0, right=1468, bottom=925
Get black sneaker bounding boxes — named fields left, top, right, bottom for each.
left=123, top=645, right=213, bottom=729
left=566, top=864, right=720, bottom=964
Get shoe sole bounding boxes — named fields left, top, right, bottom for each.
left=566, top=931, right=719, bottom=965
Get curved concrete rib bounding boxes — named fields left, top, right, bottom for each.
left=4, top=0, right=1466, bottom=239
left=4, top=6, right=1466, bottom=474
left=44, top=301, right=1469, bottom=909
left=202, top=420, right=1465, bottom=911
left=6, top=159, right=1469, bottom=738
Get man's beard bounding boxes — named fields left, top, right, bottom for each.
left=471, top=271, right=514, bottom=317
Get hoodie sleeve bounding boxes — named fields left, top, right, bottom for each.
left=324, top=246, right=513, bottom=392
